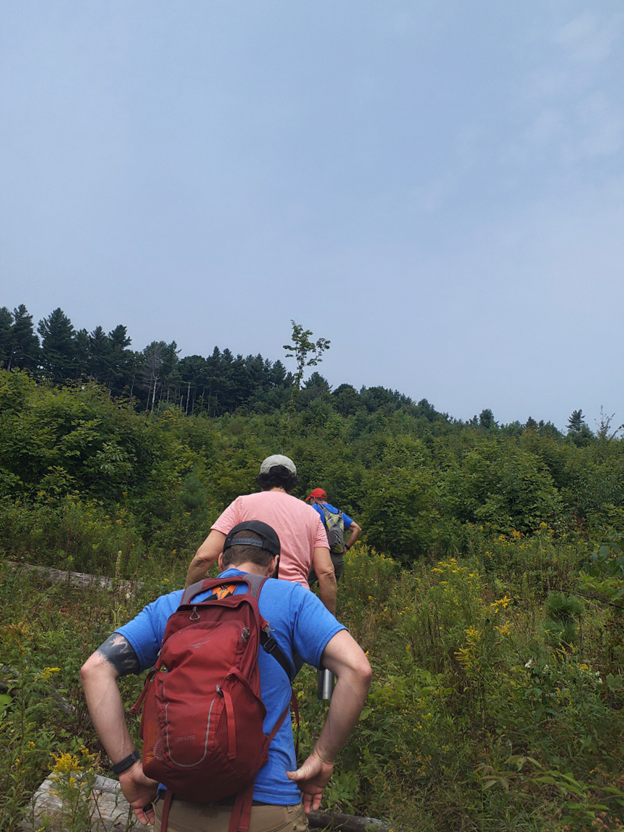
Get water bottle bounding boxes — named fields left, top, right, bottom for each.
left=317, top=666, right=335, bottom=700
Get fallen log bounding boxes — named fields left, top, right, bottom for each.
left=309, top=810, right=391, bottom=830
left=8, top=561, right=141, bottom=597
left=23, top=775, right=390, bottom=831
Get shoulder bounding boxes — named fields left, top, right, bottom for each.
left=212, top=495, right=247, bottom=530
left=139, top=589, right=184, bottom=621
left=116, top=589, right=184, bottom=670
left=259, top=579, right=345, bottom=668
left=280, top=492, right=321, bottom=520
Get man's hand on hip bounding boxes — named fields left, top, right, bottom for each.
left=118, top=762, right=159, bottom=826
left=286, top=749, right=334, bottom=814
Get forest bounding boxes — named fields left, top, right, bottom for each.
left=1, top=306, right=624, bottom=831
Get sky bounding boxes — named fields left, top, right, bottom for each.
left=1, top=1, right=623, bottom=430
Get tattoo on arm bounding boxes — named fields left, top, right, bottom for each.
left=96, top=634, right=140, bottom=677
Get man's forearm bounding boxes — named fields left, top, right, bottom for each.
left=81, top=651, right=158, bottom=827
left=286, top=631, right=371, bottom=813
left=315, top=666, right=369, bottom=763
left=185, top=530, right=226, bottom=588
left=312, top=547, right=337, bottom=614
left=317, top=572, right=337, bottom=615
left=185, top=556, right=214, bottom=588
left=345, top=522, right=361, bottom=549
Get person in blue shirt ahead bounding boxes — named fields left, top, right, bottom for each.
left=306, top=489, right=362, bottom=583
left=81, top=520, right=371, bottom=832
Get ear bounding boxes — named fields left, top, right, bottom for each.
left=267, top=556, right=279, bottom=578
left=218, top=552, right=225, bottom=571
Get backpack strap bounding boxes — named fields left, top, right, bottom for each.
left=319, top=503, right=332, bottom=524
left=242, top=572, right=267, bottom=599
left=180, top=578, right=213, bottom=606
left=181, top=573, right=265, bottom=606
left=319, top=503, right=344, bottom=529
left=229, top=781, right=254, bottom=832
left=160, top=789, right=173, bottom=832
left=290, top=690, right=300, bottom=761
left=245, top=574, right=295, bottom=682
left=259, top=629, right=293, bottom=681
left=222, top=573, right=295, bottom=681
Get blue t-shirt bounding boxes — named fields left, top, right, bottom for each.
left=117, top=569, right=344, bottom=805
left=311, top=502, right=353, bottom=530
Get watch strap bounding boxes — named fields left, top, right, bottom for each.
left=111, top=749, right=140, bottom=775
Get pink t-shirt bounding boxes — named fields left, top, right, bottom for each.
left=211, top=491, right=328, bottom=590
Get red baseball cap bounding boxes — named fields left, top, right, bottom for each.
left=306, top=488, right=327, bottom=501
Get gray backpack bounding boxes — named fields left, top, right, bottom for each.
left=319, top=504, right=345, bottom=555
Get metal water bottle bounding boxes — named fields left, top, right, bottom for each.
left=317, top=666, right=335, bottom=700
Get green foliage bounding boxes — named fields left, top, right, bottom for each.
left=4, top=361, right=624, bottom=828
left=545, top=591, right=584, bottom=621
left=0, top=495, right=144, bottom=576
left=543, top=591, right=584, bottom=648
left=324, top=543, right=624, bottom=830
left=361, top=440, right=440, bottom=563
left=443, top=443, right=563, bottom=534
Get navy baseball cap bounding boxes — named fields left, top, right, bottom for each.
left=223, top=520, right=281, bottom=557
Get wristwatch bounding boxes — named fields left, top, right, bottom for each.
left=111, top=750, right=141, bottom=775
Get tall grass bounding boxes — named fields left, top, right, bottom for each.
left=2, top=534, right=624, bottom=830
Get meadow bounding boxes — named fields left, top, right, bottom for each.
left=2, top=370, right=624, bottom=830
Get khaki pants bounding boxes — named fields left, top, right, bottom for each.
left=154, top=794, right=309, bottom=832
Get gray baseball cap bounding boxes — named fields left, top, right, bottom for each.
left=259, top=454, right=297, bottom=475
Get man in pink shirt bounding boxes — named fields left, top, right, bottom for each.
left=185, top=455, right=337, bottom=613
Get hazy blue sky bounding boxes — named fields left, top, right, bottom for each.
left=1, top=1, right=623, bottom=429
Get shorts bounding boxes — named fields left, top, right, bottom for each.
left=153, top=793, right=309, bottom=832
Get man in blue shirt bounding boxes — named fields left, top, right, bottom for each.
left=306, top=489, right=362, bottom=583
left=81, top=521, right=371, bottom=832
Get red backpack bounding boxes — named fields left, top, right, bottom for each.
left=131, top=574, right=294, bottom=832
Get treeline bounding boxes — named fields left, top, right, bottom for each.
left=0, top=304, right=296, bottom=415
left=0, top=303, right=597, bottom=438
left=0, top=303, right=451, bottom=419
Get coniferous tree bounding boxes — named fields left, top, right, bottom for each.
left=0, top=307, right=13, bottom=367
left=332, top=384, right=361, bottom=416
left=75, top=328, right=90, bottom=379
left=567, top=410, right=585, bottom=433
left=9, top=305, right=40, bottom=371
left=178, top=355, right=207, bottom=414
left=87, top=326, right=113, bottom=384
left=38, top=308, right=77, bottom=384
left=108, top=325, right=135, bottom=397
left=479, top=409, right=497, bottom=430
left=566, top=409, right=593, bottom=447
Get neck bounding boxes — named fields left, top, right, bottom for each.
left=224, top=561, right=270, bottom=576
left=269, top=486, right=287, bottom=494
